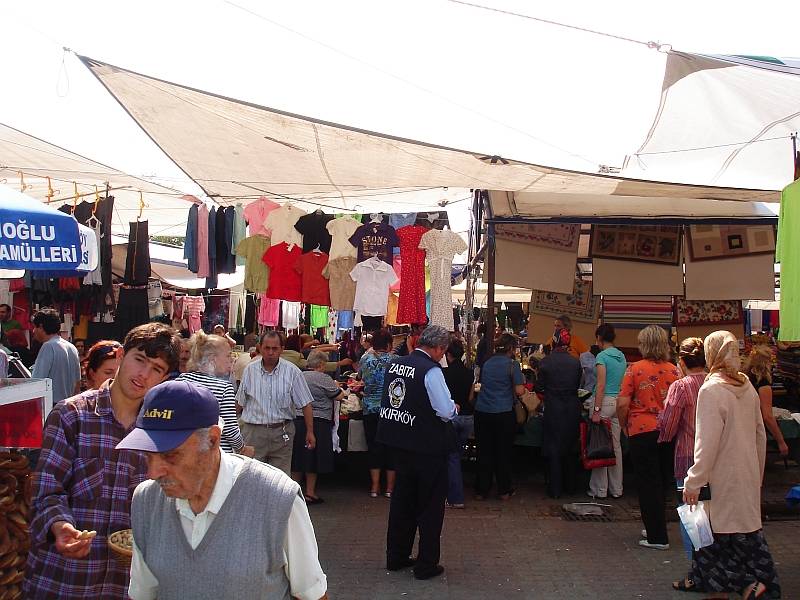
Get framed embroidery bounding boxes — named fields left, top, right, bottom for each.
left=687, top=224, right=776, bottom=261
left=675, top=299, right=744, bottom=326
left=531, top=278, right=599, bottom=322
left=494, top=223, right=580, bottom=252
left=590, top=225, right=681, bottom=265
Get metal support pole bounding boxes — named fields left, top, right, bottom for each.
left=485, top=193, right=496, bottom=354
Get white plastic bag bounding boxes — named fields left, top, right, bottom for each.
left=677, top=501, right=714, bottom=550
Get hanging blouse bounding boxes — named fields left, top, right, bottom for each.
left=348, top=221, right=399, bottom=264
left=326, top=216, right=361, bottom=260
left=264, top=204, right=306, bottom=247
left=294, top=211, right=334, bottom=253
left=262, top=242, right=303, bottom=301
left=243, top=197, right=279, bottom=236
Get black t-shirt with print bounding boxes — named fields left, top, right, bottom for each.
left=348, top=222, right=399, bottom=264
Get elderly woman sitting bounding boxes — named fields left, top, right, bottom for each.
left=292, top=350, right=345, bottom=504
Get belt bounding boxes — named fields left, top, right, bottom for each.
left=263, top=420, right=290, bottom=428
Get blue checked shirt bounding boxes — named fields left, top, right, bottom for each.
left=236, top=358, right=313, bottom=424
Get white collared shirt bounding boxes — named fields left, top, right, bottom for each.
left=128, top=450, right=327, bottom=600
left=350, top=256, right=398, bottom=316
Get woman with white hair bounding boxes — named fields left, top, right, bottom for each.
left=176, top=330, right=253, bottom=456
left=292, top=350, right=345, bottom=504
left=683, top=331, right=780, bottom=599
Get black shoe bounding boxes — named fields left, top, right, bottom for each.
left=413, top=565, right=445, bottom=580
left=387, top=557, right=415, bottom=571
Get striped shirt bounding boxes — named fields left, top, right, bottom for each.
left=657, top=373, right=706, bottom=480
left=175, top=371, right=245, bottom=453
left=236, top=358, right=313, bottom=424
left=25, top=382, right=146, bottom=599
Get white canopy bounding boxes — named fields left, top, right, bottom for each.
left=0, top=122, right=193, bottom=236
left=623, top=52, right=800, bottom=190
left=80, top=56, right=780, bottom=220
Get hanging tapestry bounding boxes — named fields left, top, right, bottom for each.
left=687, top=224, right=776, bottom=261
left=531, top=278, right=599, bottom=322
left=675, top=299, right=744, bottom=327
left=494, top=223, right=580, bottom=251
left=590, top=225, right=681, bottom=265
left=602, top=296, right=674, bottom=329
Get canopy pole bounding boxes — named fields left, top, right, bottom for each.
left=485, top=191, right=496, bottom=355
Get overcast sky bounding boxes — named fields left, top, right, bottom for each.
left=2, top=0, right=798, bottom=199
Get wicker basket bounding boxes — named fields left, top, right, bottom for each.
left=108, top=529, right=133, bottom=567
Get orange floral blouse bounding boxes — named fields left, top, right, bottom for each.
left=619, top=359, right=681, bottom=436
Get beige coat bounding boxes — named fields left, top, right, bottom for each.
left=684, top=374, right=766, bottom=533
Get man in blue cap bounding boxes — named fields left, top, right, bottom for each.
left=121, top=380, right=328, bottom=600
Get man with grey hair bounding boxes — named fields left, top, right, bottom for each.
left=377, top=324, right=457, bottom=580
left=237, top=330, right=316, bottom=474
left=551, top=314, right=589, bottom=359
left=119, top=380, right=328, bottom=600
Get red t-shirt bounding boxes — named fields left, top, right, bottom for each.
left=294, top=251, right=331, bottom=306
left=262, top=242, right=302, bottom=301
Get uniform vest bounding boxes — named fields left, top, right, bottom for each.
left=376, top=349, right=449, bottom=456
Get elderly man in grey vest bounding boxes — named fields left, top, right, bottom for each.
left=118, top=380, right=328, bottom=600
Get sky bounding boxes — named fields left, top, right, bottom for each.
left=1, top=0, right=799, bottom=218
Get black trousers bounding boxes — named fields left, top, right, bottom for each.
left=474, top=410, right=516, bottom=497
left=124, top=220, right=151, bottom=286
left=386, top=449, right=447, bottom=570
left=629, top=430, right=675, bottom=545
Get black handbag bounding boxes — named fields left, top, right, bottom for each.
left=586, top=420, right=615, bottom=460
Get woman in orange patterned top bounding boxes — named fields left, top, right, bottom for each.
left=617, top=325, right=681, bottom=551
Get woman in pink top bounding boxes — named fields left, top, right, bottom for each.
left=657, top=337, right=706, bottom=591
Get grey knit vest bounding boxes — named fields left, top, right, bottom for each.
left=131, top=456, right=300, bottom=600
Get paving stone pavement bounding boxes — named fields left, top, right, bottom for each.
left=309, top=466, right=799, bottom=599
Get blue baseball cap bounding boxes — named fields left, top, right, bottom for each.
left=116, top=380, right=220, bottom=453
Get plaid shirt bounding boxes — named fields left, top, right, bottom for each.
left=25, top=382, right=148, bottom=599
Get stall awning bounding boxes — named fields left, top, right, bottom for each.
left=0, top=122, right=193, bottom=236
left=623, top=52, right=800, bottom=190
left=79, top=56, right=779, bottom=216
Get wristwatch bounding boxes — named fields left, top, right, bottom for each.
left=593, top=406, right=601, bottom=413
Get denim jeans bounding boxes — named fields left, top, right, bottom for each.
left=447, top=414, right=474, bottom=504
left=675, top=477, right=694, bottom=561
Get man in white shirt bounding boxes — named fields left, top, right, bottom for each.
left=119, top=380, right=328, bottom=600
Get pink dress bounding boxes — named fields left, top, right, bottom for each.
left=396, top=225, right=429, bottom=325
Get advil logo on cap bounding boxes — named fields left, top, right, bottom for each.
left=143, top=408, right=174, bottom=420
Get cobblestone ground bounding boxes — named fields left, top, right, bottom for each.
left=309, top=454, right=799, bottom=599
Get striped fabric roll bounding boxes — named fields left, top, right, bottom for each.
left=602, top=296, right=673, bottom=329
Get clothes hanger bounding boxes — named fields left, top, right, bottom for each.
left=86, top=186, right=101, bottom=229
left=71, top=182, right=79, bottom=215
left=313, top=243, right=322, bottom=253
left=370, top=213, right=382, bottom=224
left=137, top=191, right=144, bottom=221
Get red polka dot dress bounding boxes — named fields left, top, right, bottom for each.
left=396, top=225, right=429, bottom=325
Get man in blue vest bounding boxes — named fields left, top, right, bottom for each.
left=377, top=325, right=457, bottom=580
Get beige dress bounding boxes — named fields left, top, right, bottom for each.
left=684, top=374, right=766, bottom=533
left=419, top=229, right=467, bottom=331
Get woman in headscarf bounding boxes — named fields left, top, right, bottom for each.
left=683, top=331, right=780, bottom=599
left=617, top=325, right=681, bottom=550
left=536, top=328, right=583, bottom=498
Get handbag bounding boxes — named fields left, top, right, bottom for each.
left=580, top=420, right=616, bottom=470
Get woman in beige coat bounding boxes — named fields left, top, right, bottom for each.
left=683, top=331, right=780, bottom=599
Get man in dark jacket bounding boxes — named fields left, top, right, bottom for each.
left=377, top=325, right=457, bottom=580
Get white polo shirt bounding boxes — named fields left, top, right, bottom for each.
left=350, top=256, right=398, bottom=316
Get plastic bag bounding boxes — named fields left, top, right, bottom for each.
left=676, top=501, right=714, bottom=550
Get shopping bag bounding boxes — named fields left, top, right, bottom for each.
left=586, top=420, right=615, bottom=459
left=579, top=420, right=616, bottom=470
left=677, top=501, right=714, bottom=550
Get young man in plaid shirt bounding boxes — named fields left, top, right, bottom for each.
left=25, top=323, right=181, bottom=599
